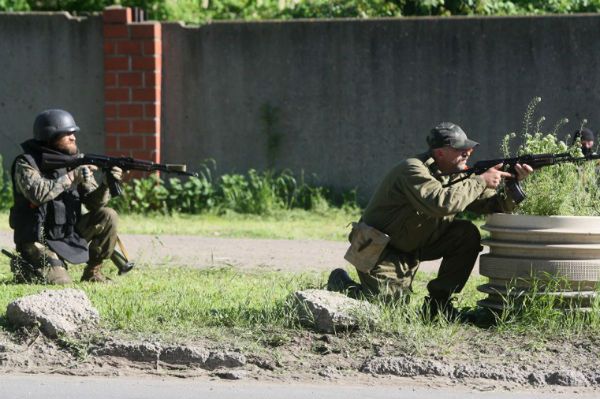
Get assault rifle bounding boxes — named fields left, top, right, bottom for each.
left=41, top=153, right=197, bottom=197
left=441, top=152, right=600, bottom=203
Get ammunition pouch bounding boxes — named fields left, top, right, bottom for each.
left=344, top=222, right=390, bottom=273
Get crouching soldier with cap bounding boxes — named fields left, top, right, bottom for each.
left=9, top=109, right=122, bottom=284
left=328, top=122, right=534, bottom=320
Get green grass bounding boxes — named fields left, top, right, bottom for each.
left=0, top=209, right=359, bottom=241
left=1, top=254, right=597, bottom=350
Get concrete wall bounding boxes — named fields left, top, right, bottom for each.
left=2, top=13, right=600, bottom=201
left=161, top=15, right=600, bottom=201
left=0, top=12, right=104, bottom=171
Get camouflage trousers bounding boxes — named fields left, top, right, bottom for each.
left=356, top=219, right=482, bottom=302
left=19, top=207, right=119, bottom=269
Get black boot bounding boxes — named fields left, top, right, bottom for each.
left=327, top=268, right=362, bottom=298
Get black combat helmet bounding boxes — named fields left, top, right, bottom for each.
left=33, top=109, right=80, bottom=143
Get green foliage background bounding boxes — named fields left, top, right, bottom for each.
left=0, top=159, right=357, bottom=215
left=2, top=1, right=600, bottom=23
left=502, top=97, right=600, bottom=216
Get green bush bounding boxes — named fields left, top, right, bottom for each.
left=502, top=97, right=600, bottom=216
left=109, top=165, right=358, bottom=215
left=4, top=0, right=600, bottom=23
left=0, top=155, right=13, bottom=211
left=0, top=156, right=356, bottom=215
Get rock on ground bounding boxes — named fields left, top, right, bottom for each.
left=293, top=289, right=380, bottom=333
left=6, top=289, right=99, bottom=338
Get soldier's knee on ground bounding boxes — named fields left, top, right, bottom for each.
left=357, top=268, right=411, bottom=303
left=16, top=243, right=72, bottom=284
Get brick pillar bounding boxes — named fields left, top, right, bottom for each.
left=103, top=6, right=161, bottom=163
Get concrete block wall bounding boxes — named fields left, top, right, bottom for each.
left=0, top=12, right=104, bottom=168
left=103, top=7, right=162, bottom=163
left=3, top=9, right=600, bottom=199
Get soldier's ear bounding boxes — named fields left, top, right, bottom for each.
left=432, top=148, right=444, bottom=159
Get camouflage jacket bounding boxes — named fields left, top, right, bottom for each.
left=13, top=157, right=110, bottom=211
left=362, top=152, right=516, bottom=253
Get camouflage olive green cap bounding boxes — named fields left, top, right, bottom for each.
left=427, top=122, right=479, bottom=150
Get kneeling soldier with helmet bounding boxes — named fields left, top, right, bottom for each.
left=9, top=109, right=123, bottom=284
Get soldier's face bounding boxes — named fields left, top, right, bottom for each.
left=434, top=146, right=473, bottom=173
left=52, top=133, right=78, bottom=155
left=582, top=140, right=594, bottom=150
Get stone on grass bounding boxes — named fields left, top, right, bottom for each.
left=293, top=289, right=379, bottom=333
left=6, top=289, right=99, bottom=338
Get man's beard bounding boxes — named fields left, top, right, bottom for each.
left=582, top=146, right=593, bottom=157
left=55, top=143, right=78, bottom=155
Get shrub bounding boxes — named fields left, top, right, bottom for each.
left=0, top=155, right=13, bottom=211
left=109, top=165, right=359, bottom=215
left=501, top=97, right=600, bottom=216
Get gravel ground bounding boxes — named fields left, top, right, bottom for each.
left=0, top=231, right=485, bottom=274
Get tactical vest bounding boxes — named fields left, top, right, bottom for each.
left=10, top=141, right=89, bottom=264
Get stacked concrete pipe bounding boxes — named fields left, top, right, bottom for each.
left=477, top=213, right=600, bottom=310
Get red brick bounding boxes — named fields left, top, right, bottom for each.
left=105, top=134, right=118, bottom=150
left=119, top=136, right=146, bottom=150
left=144, top=103, right=160, bottom=118
left=132, top=120, right=159, bottom=134
left=119, top=104, right=144, bottom=118
left=105, top=88, right=130, bottom=102
left=132, top=56, right=159, bottom=71
left=145, top=135, right=161, bottom=149
left=130, top=23, right=161, bottom=39
left=104, top=57, right=129, bottom=71
left=128, top=150, right=158, bottom=163
left=144, top=72, right=161, bottom=88
left=132, top=88, right=159, bottom=102
left=105, top=120, right=130, bottom=134
left=103, top=41, right=115, bottom=55
left=103, top=7, right=132, bottom=24
left=105, top=104, right=117, bottom=118
left=103, top=25, right=129, bottom=39
left=128, top=150, right=151, bottom=159
left=151, top=148, right=160, bottom=163
left=116, top=41, right=142, bottom=55
left=143, top=40, right=161, bottom=55
left=104, top=72, right=117, bottom=87
left=118, top=72, right=143, bottom=87
left=105, top=150, right=124, bottom=157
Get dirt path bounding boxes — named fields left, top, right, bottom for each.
left=0, top=231, right=486, bottom=274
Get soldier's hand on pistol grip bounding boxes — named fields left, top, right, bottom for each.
left=103, top=166, right=123, bottom=185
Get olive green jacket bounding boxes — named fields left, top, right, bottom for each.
left=362, top=152, right=516, bottom=253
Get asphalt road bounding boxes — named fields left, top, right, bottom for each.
left=1, top=374, right=594, bottom=399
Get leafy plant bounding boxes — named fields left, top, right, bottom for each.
left=109, top=162, right=359, bottom=215
left=0, top=155, right=13, bottom=211
left=501, top=97, right=600, bottom=216
left=5, top=0, right=600, bottom=23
